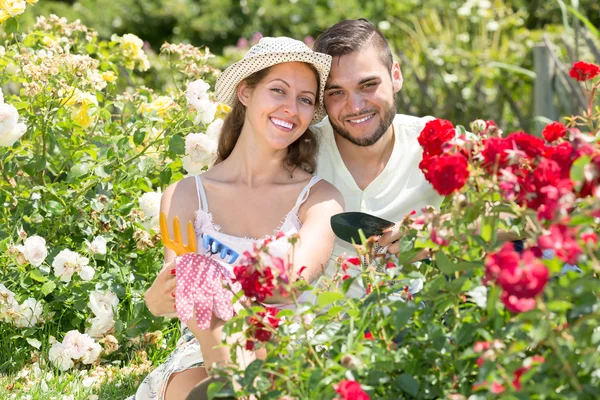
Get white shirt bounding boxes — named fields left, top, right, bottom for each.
left=314, top=114, right=444, bottom=297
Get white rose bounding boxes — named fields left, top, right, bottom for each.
left=14, top=298, right=43, bottom=328
left=467, top=286, right=488, bottom=308
left=87, top=315, right=115, bottom=338
left=205, top=118, right=224, bottom=141
left=81, top=341, right=102, bottom=364
left=0, top=122, right=26, bottom=147
left=78, top=265, right=95, bottom=281
left=139, top=191, right=161, bottom=218
left=185, top=132, right=217, bottom=164
left=52, top=249, right=90, bottom=283
left=48, top=342, right=74, bottom=371
left=0, top=102, right=19, bottom=134
left=194, top=100, right=217, bottom=125
left=62, top=330, right=95, bottom=360
left=88, top=290, right=119, bottom=318
left=88, top=236, right=107, bottom=255
left=185, top=79, right=211, bottom=111
left=22, top=235, right=48, bottom=267
left=182, top=155, right=208, bottom=175
left=0, top=283, right=18, bottom=321
left=141, top=215, right=160, bottom=232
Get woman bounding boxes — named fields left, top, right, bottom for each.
left=132, top=37, right=344, bottom=400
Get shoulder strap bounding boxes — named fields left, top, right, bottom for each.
left=291, top=176, right=322, bottom=213
left=194, top=175, right=209, bottom=212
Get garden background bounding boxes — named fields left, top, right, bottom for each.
left=1, top=0, right=600, bottom=399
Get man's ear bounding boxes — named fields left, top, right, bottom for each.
left=237, top=81, right=251, bottom=106
left=391, top=61, right=403, bottom=93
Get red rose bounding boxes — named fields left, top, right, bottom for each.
left=481, top=137, right=510, bottom=169
left=538, top=224, right=582, bottom=265
left=421, top=153, right=469, bottom=196
left=501, top=291, right=537, bottom=313
left=505, top=131, right=546, bottom=159
left=364, top=332, right=374, bottom=340
left=247, top=307, right=281, bottom=343
left=234, top=262, right=275, bottom=302
left=496, top=251, right=549, bottom=298
left=568, top=61, right=600, bottom=81
left=418, top=118, right=456, bottom=156
left=545, top=142, right=578, bottom=179
left=490, top=382, right=505, bottom=394
left=542, top=122, right=567, bottom=142
left=333, top=380, right=370, bottom=400
left=484, top=242, right=520, bottom=284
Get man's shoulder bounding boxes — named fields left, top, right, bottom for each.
left=393, top=113, right=436, bottom=132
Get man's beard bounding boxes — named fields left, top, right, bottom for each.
left=330, top=99, right=396, bottom=147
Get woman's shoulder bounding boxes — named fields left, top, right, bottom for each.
left=162, top=175, right=201, bottom=212
left=303, top=176, right=344, bottom=209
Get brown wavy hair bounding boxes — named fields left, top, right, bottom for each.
left=215, top=64, right=320, bottom=174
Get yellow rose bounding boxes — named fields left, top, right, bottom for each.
left=215, top=103, right=231, bottom=119
left=62, top=89, right=98, bottom=127
left=71, top=104, right=94, bottom=128
left=26, top=0, right=38, bottom=4
left=101, top=71, right=117, bottom=83
left=121, top=33, right=144, bottom=57
left=0, top=0, right=26, bottom=23
left=140, top=96, right=175, bottom=117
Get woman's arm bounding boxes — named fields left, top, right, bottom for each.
left=263, top=180, right=344, bottom=304
left=144, top=177, right=198, bottom=317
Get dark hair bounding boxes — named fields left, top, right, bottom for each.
left=313, top=19, right=393, bottom=71
left=215, top=64, right=320, bottom=174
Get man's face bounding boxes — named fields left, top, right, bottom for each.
left=323, top=46, right=403, bottom=147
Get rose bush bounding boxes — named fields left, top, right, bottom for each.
left=2, top=6, right=600, bottom=400
left=0, top=8, right=224, bottom=391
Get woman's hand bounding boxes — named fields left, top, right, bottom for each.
left=144, top=260, right=177, bottom=317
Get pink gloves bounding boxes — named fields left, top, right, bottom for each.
left=175, top=253, right=242, bottom=330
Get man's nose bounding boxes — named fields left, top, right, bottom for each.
left=347, top=92, right=365, bottom=115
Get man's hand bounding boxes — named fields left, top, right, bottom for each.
left=144, top=260, right=177, bottom=317
left=377, top=224, right=403, bottom=254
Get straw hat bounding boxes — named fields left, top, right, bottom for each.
left=215, top=37, right=332, bottom=124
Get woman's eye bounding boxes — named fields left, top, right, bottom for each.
left=271, top=88, right=285, bottom=94
left=300, top=97, right=314, bottom=105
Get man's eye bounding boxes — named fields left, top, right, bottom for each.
left=328, top=91, right=343, bottom=96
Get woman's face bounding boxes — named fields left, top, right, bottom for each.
left=240, top=62, right=318, bottom=150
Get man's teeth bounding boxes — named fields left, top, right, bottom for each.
left=349, top=114, right=373, bottom=124
left=271, top=118, right=294, bottom=129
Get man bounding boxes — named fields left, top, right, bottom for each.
left=311, top=19, right=444, bottom=297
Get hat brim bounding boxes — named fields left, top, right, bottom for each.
left=215, top=51, right=331, bottom=124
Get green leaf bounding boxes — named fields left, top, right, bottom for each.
left=168, top=135, right=185, bottom=155
left=392, top=303, right=417, bottom=328
left=317, top=292, right=345, bottom=307
left=29, top=269, right=47, bottom=283
left=160, top=167, right=172, bottom=185
left=435, top=251, right=456, bottom=275
left=487, top=62, right=536, bottom=79
left=395, top=373, right=419, bottom=397
left=241, top=359, right=263, bottom=387
left=547, top=300, right=573, bottom=312
left=45, top=201, right=64, bottom=216
left=41, top=281, right=56, bottom=296
left=133, top=129, right=146, bottom=146
left=570, top=156, right=590, bottom=187
left=480, top=220, right=493, bottom=243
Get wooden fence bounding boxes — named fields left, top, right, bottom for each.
left=533, top=24, right=600, bottom=133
